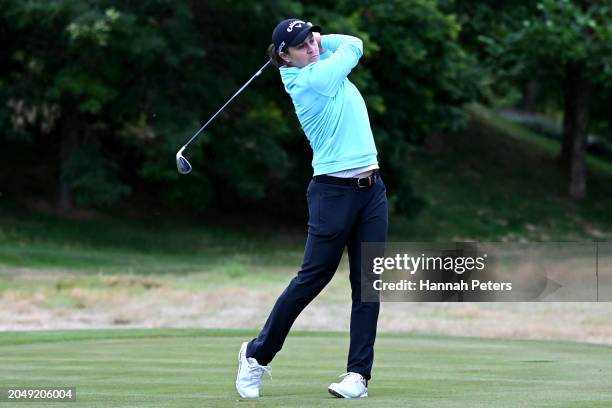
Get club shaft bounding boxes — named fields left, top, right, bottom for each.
left=183, top=60, right=272, bottom=149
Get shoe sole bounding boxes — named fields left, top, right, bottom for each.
left=328, top=386, right=367, bottom=398
left=328, top=387, right=347, bottom=398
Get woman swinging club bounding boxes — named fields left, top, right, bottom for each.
left=236, top=18, right=388, bottom=399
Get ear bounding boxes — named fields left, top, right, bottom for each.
left=279, top=51, right=291, bottom=64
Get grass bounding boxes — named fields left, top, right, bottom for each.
left=0, top=328, right=611, bottom=407
left=390, top=105, right=612, bottom=241
left=470, top=104, right=612, bottom=176
left=0, top=206, right=306, bottom=275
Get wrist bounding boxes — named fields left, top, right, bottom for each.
left=315, top=32, right=325, bottom=54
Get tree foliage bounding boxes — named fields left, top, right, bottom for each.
left=461, top=0, right=612, bottom=199
left=0, top=0, right=483, bottom=216
left=1, top=0, right=206, bottom=209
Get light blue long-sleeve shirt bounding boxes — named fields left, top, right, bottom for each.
left=279, top=34, right=378, bottom=176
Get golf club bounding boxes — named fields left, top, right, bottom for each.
left=176, top=60, right=272, bottom=174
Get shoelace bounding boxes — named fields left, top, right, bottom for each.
left=338, top=372, right=366, bottom=385
left=248, top=359, right=272, bottom=383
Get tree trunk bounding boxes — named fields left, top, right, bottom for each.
left=56, top=113, right=79, bottom=211
left=560, top=74, right=576, bottom=171
left=521, top=80, right=539, bottom=113
left=560, top=63, right=592, bottom=201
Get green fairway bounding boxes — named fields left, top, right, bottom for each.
left=0, top=329, right=610, bottom=407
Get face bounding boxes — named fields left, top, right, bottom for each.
left=281, top=33, right=319, bottom=68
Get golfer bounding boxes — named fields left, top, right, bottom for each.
left=236, top=18, right=388, bottom=399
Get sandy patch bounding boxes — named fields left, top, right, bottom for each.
left=1, top=269, right=611, bottom=346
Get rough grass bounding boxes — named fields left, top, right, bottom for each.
left=0, top=329, right=611, bottom=407
left=0, top=207, right=305, bottom=275
left=2, top=261, right=612, bottom=345
left=391, top=105, right=612, bottom=241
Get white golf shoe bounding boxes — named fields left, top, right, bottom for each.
left=328, top=372, right=368, bottom=398
left=236, top=342, right=271, bottom=398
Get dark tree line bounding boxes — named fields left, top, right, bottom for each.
left=1, top=0, right=610, bottom=217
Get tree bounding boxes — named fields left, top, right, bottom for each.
left=1, top=0, right=482, bottom=219
left=304, top=0, right=481, bottom=215
left=183, top=0, right=480, bottom=217
left=0, top=0, right=205, bottom=209
left=480, top=0, right=612, bottom=200
left=453, top=0, right=540, bottom=111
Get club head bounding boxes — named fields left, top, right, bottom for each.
left=176, top=147, right=192, bottom=174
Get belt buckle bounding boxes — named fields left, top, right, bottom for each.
left=357, top=175, right=373, bottom=188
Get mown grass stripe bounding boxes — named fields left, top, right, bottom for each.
left=1, top=329, right=611, bottom=407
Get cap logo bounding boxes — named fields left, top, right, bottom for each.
left=287, top=20, right=305, bottom=32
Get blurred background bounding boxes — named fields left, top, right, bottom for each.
left=0, top=0, right=611, bottom=341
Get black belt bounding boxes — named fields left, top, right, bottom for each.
left=314, top=170, right=379, bottom=188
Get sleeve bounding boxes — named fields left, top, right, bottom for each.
left=308, top=34, right=363, bottom=97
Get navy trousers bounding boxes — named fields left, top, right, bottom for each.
left=246, top=175, right=388, bottom=380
